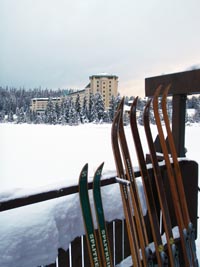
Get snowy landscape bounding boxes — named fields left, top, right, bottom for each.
left=0, top=122, right=199, bottom=266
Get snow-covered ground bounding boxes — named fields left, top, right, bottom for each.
left=0, top=123, right=199, bottom=266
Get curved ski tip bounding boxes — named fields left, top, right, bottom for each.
left=78, top=163, right=88, bottom=184
left=154, top=84, right=162, bottom=97
left=117, top=97, right=125, bottom=112
left=144, top=98, right=152, bottom=114
left=163, top=84, right=171, bottom=97
left=130, top=96, right=138, bottom=110
left=81, top=163, right=88, bottom=172
left=98, top=162, right=104, bottom=170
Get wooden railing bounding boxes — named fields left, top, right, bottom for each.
left=0, top=160, right=198, bottom=267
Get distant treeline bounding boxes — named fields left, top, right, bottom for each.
left=0, top=87, right=200, bottom=125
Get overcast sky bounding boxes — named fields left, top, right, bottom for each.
left=0, top=0, right=200, bottom=96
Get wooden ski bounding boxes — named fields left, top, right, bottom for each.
left=152, top=87, right=194, bottom=267
left=93, top=162, right=113, bottom=267
left=162, top=86, right=199, bottom=267
left=118, top=98, right=156, bottom=267
left=79, top=163, right=102, bottom=267
left=111, top=108, right=142, bottom=267
left=142, top=97, right=180, bottom=266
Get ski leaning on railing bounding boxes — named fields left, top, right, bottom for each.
left=152, top=86, right=199, bottom=267
left=79, top=163, right=102, bottom=267
left=93, top=162, right=113, bottom=267
left=131, top=95, right=179, bottom=267
left=161, top=87, right=199, bottom=267
left=111, top=109, right=142, bottom=267
left=79, top=163, right=113, bottom=267
left=117, top=98, right=165, bottom=267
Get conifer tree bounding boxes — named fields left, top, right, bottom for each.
left=80, top=96, right=88, bottom=123
left=94, top=92, right=105, bottom=122
left=45, top=98, right=57, bottom=124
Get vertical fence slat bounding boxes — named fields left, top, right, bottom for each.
left=83, top=235, right=90, bottom=266
left=71, top=236, right=82, bottom=267
left=123, top=219, right=131, bottom=261
left=58, top=248, right=69, bottom=267
left=106, top=221, right=114, bottom=265
left=114, top=220, right=123, bottom=265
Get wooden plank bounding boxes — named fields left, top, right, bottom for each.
left=172, top=94, right=187, bottom=156
left=106, top=221, right=114, bottom=265
left=114, top=220, right=123, bottom=265
left=57, top=248, right=69, bottom=267
left=123, top=220, right=131, bottom=260
left=162, top=160, right=198, bottom=235
left=83, top=234, right=91, bottom=266
left=71, top=236, right=82, bottom=267
left=145, top=69, right=200, bottom=96
left=180, top=160, right=199, bottom=237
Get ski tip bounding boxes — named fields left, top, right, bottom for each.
left=78, top=163, right=88, bottom=184
left=117, top=97, right=125, bottom=112
left=145, top=98, right=152, bottom=112
left=163, top=84, right=171, bottom=98
left=97, top=162, right=104, bottom=170
left=154, top=84, right=162, bottom=98
left=80, top=163, right=88, bottom=174
left=130, top=96, right=138, bottom=113
left=143, top=98, right=152, bottom=120
left=93, top=162, right=104, bottom=185
left=152, top=86, right=161, bottom=109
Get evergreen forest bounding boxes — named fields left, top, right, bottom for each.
left=0, top=87, right=200, bottom=125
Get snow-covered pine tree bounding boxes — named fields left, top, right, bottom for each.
left=80, top=96, right=89, bottom=123
left=45, top=98, right=57, bottom=124
left=16, top=107, right=25, bottom=123
left=68, top=100, right=79, bottom=126
left=7, top=110, right=14, bottom=123
left=65, top=97, right=72, bottom=124
left=94, top=92, right=105, bottom=123
left=109, top=94, right=121, bottom=121
left=55, top=101, right=61, bottom=123
left=24, top=107, right=32, bottom=124
left=75, top=94, right=81, bottom=114
left=0, top=110, right=5, bottom=123
left=60, top=99, right=67, bottom=125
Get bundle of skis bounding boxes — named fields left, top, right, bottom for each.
left=78, top=86, right=199, bottom=267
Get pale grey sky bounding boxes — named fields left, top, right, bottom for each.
left=0, top=0, right=200, bottom=96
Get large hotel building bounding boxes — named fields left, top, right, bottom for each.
left=30, top=73, right=118, bottom=114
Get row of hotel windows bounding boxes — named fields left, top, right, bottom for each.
left=96, top=80, right=112, bottom=83
left=97, top=88, right=112, bottom=92
left=97, top=84, right=112, bottom=88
